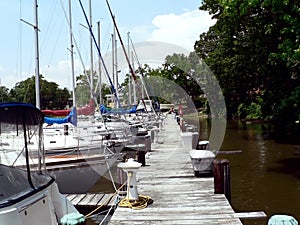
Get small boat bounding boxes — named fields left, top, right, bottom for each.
left=189, top=149, right=215, bottom=176
left=189, top=140, right=216, bottom=176
left=0, top=102, right=83, bottom=225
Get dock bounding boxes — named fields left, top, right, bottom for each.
left=66, top=193, right=117, bottom=209
left=109, top=114, right=247, bottom=224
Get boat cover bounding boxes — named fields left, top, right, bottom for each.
left=100, top=104, right=137, bottom=114
left=44, top=107, right=77, bottom=126
left=0, top=102, right=44, bottom=125
left=42, top=99, right=95, bottom=116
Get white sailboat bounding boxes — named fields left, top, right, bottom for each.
left=0, top=102, right=83, bottom=225
left=30, top=0, right=118, bottom=194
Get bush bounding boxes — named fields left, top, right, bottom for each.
left=238, top=102, right=263, bottom=120
left=273, top=86, right=300, bottom=142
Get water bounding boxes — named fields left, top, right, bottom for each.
left=206, top=119, right=300, bottom=224
left=87, top=118, right=300, bottom=224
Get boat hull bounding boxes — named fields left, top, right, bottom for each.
left=0, top=182, right=77, bottom=225
left=47, top=154, right=118, bottom=194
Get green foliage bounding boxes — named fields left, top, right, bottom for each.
left=0, top=86, right=9, bottom=102
left=273, top=86, right=300, bottom=142
left=238, top=102, right=263, bottom=120
left=196, top=0, right=300, bottom=120
left=150, top=53, right=204, bottom=105
left=8, top=75, right=71, bottom=109
left=75, top=70, right=112, bottom=107
left=75, top=73, right=92, bottom=107
left=121, top=58, right=205, bottom=107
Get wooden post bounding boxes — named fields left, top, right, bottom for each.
left=213, top=159, right=231, bottom=203
left=137, top=150, right=146, bottom=166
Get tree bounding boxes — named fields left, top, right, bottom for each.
left=75, top=70, right=111, bottom=107
left=75, top=72, right=92, bottom=107
left=9, top=75, right=71, bottom=109
left=145, top=54, right=204, bottom=107
left=0, top=86, right=9, bottom=102
left=195, top=0, right=300, bottom=119
left=273, top=86, right=300, bottom=143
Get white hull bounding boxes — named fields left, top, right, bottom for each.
left=0, top=180, right=78, bottom=225
left=190, top=150, right=215, bottom=176
left=47, top=154, right=118, bottom=193
left=0, top=145, right=118, bottom=194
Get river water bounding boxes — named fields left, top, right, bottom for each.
left=88, top=118, right=300, bottom=224
left=199, top=119, right=300, bottom=225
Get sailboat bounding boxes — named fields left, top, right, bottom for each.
left=0, top=102, right=83, bottom=225
left=27, top=0, right=118, bottom=194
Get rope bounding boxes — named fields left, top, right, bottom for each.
left=105, top=155, right=118, bottom=192
left=99, top=199, right=115, bottom=225
left=118, top=195, right=153, bottom=210
left=84, top=182, right=127, bottom=218
left=117, top=169, right=153, bottom=210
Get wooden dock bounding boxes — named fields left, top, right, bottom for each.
left=109, top=114, right=246, bottom=224
left=66, top=193, right=117, bottom=208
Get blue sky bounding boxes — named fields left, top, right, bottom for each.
left=0, top=0, right=215, bottom=90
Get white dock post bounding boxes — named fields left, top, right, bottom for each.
left=118, top=158, right=141, bottom=201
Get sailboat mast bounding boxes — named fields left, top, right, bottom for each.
left=132, top=51, right=137, bottom=104
left=127, top=32, right=132, bottom=106
left=89, top=0, right=93, bottom=98
left=68, top=0, right=76, bottom=109
left=115, top=23, right=119, bottom=108
left=97, top=21, right=102, bottom=105
left=105, top=0, right=151, bottom=113
left=111, top=33, right=115, bottom=108
left=34, top=0, right=40, bottom=109
left=78, top=0, right=122, bottom=108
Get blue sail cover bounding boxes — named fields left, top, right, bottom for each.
left=100, top=104, right=137, bottom=114
left=0, top=102, right=44, bottom=125
left=44, top=107, right=77, bottom=126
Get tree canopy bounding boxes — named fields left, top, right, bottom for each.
left=195, top=0, right=299, bottom=119
left=8, top=75, right=71, bottom=109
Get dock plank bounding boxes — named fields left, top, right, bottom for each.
left=77, top=193, right=96, bottom=206
left=71, top=194, right=87, bottom=205
left=97, top=193, right=115, bottom=206
left=65, top=194, right=78, bottom=202
left=89, top=193, right=105, bottom=205
left=109, top=115, right=244, bottom=224
left=66, top=193, right=118, bottom=208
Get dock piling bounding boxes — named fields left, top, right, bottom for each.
left=213, top=158, right=231, bottom=203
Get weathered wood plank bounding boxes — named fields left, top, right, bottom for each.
left=110, top=213, right=243, bottom=221
left=90, top=193, right=105, bottom=205
left=97, top=193, right=114, bottom=206
left=65, top=194, right=78, bottom=202
left=110, top=219, right=245, bottom=225
left=109, top=115, right=245, bottom=224
left=235, top=211, right=267, bottom=219
left=66, top=193, right=118, bottom=208
left=77, top=193, right=96, bottom=206
left=71, top=194, right=87, bottom=205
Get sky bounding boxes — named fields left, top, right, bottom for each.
left=0, top=0, right=216, bottom=90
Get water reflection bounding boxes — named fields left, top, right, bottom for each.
left=199, top=119, right=300, bottom=225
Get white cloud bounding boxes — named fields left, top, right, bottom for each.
left=1, top=9, right=216, bottom=90
left=0, top=66, right=23, bottom=89
left=148, top=10, right=216, bottom=51
left=41, top=59, right=83, bottom=91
